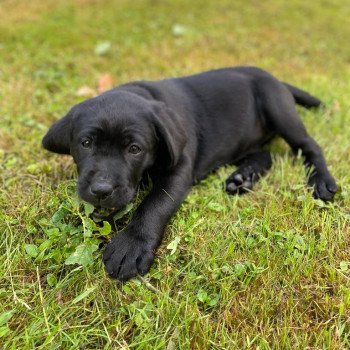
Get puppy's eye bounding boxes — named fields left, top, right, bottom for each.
left=129, top=144, right=141, bottom=154
left=81, top=138, right=92, bottom=148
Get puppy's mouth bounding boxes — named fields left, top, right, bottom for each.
left=90, top=199, right=129, bottom=215
left=92, top=206, right=120, bottom=220
left=91, top=203, right=134, bottom=221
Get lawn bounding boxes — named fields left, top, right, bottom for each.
left=0, top=0, right=350, bottom=348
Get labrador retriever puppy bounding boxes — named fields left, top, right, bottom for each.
left=43, top=66, right=337, bottom=280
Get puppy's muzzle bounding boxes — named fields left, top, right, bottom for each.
left=90, top=181, right=114, bottom=200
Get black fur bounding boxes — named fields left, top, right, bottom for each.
left=43, top=66, right=337, bottom=280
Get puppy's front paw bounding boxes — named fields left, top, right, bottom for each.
left=309, top=173, right=337, bottom=201
left=103, top=231, right=155, bottom=281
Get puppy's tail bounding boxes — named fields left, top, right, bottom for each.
left=282, top=82, right=323, bottom=109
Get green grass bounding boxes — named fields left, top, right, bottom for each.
left=1, top=0, right=350, bottom=348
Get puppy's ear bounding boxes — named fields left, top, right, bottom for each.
left=151, top=102, right=187, bottom=168
left=42, top=111, right=73, bottom=154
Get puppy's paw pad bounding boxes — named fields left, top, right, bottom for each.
left=225, top=167, right=256, bottom=195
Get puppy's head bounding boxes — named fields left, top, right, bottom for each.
left=42, top=90, right=186, bottom=210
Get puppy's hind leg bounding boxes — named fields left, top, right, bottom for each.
left=225, top=151, right=272, bottom=195
left=260, top=83, right=337, bottom=201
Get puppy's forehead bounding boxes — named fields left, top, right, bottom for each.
left=71, top=91, right=155, bottom=140
left=74, top=91, right=152, bottom=127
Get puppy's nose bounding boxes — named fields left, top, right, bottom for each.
left=90, top=182, right=113, bottom=199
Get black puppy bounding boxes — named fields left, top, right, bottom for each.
left=43, top=67, right=337, bottom=280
